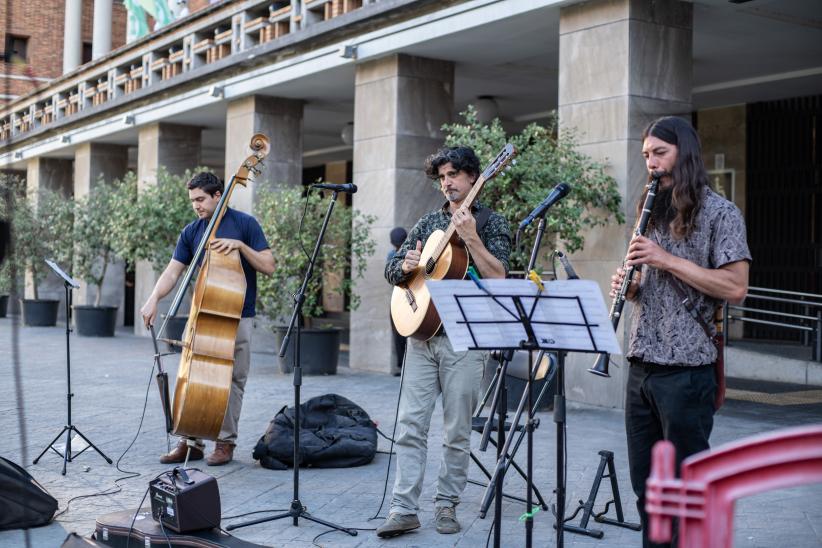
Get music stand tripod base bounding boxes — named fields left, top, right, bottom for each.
left=33, top=260, right=112, bottom=475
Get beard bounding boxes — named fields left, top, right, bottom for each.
left=650, top=185, right=676, bottom=231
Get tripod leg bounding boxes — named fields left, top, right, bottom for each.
left=71, top=426, right=113, bottom=463
left=33, top=426, right=70, bottom=464
left=300, top=512, right=358, bottom=536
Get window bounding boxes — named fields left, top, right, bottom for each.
left=82, top=42, right=93, bottom=64
left=4, top=35, right=28, bottom=63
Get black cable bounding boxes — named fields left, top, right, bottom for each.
left=53, top=357, right=157, bottom=520
left=222, top=508, right=290, bottom=520
left=369, top=339, right=408, bottom=521
left=375, top=427, right=395, bottom=443
left=485, top=518, right=494, bottom=548
left=124, top=485, right=151, bottom=548
left=311, top=525, right=376, bottom=548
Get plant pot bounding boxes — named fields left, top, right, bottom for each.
left=0, top=295, right=8, bottom=318
left=275, top=326, right=340, bottom=375
left=21, top=299, right=59, bottom=327
left=75, top=305, right=118, bottom=337
left=163, top=315, right=189, bottom=353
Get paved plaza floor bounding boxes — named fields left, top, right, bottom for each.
left=2, top=318, right=821, bottom=547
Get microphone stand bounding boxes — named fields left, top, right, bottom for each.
left=519, top=213, right=568, bottom=548
left=227, top=190, right=356, bottom=537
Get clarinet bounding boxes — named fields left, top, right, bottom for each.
left=588, top=172, right=661, bottom=377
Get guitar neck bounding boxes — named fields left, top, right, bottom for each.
left=431, top=173, right=488, bottom=260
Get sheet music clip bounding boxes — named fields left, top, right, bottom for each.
left=527, top=270, right=544, bottom=292
left=466, top=266, right=490, bottom=294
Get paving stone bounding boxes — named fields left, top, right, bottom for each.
left=1, top=319, right=821, bottom=547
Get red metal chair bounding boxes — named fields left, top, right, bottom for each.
left=646, top=424, right=822, bottom=547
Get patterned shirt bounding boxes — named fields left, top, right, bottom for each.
left=627, top=187, right=751, bottom=366
left=384, top=201, right=511, bottom=286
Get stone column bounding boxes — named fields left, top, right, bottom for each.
left=224, top=96, right=303, bottom=213
left=557, top=0, right=692, bottom=408
left=350, top=54, right=454, bottom=373
left=92, top=0, right=113, bottom=60
left=25, top=157, right=73, bottom=320
left=63, top=0, right=83, bottom=73
left=134, top=123, right=202, bottom=335
left=74, top=143, right=128, bottom=323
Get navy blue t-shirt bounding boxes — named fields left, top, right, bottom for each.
left=173, top=208, right=269, bottom=318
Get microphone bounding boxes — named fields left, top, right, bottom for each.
left=555, top=251, right=579, bottom=280
left=518, top=183, right=571, bottom=230
left=312, top=183, right=357, bottom=193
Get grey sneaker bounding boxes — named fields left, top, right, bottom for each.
left=376, top=512, right=421, bottom=538
left=435, top=506, right=460, bottom=534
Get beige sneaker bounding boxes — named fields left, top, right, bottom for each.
left=376, top=512, right=421, bottom=538
left=435, top=506, right=460, bottom=534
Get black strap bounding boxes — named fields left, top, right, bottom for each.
left=474, top=206, right=492, bottom=234
left=666, top=276, right=714, bottom=342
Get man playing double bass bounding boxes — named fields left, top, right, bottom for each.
left=141, top=172, right=275, bottom=466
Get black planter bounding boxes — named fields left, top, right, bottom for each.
left=21, top=299, right=59, bottom=327
left=0, top=295, right=8, bottom=318
left=74, top=306, right=118, bottom=337
left=275, top=326, right=340, bottom=375
left=163, top=315, right=189, bottom=353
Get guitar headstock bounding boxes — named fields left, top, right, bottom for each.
left=481, top=143, right=516, bottom=180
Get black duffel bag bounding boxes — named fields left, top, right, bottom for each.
left=253, top=393, right=377, bottom=470
left=0, top=456, right=58, bottom=530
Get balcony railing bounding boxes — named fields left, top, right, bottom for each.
left=0, top=0, right=380, bottom=144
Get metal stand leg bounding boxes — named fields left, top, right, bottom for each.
left=562, top=450, right=641, bottom=538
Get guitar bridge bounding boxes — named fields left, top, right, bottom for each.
left=404, top=288, right=418, bottom=312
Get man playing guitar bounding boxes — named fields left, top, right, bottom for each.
left=378, top=146, right=511, bottom=538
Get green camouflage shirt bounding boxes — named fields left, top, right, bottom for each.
left=385, top=201, right=512, bottom=286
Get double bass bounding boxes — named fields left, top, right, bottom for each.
left=156, top=134, right=270, bottom=440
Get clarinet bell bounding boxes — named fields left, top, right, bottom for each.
left=588, top=353, right=611, bottom=377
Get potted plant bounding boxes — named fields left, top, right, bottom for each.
left=108, top=167, right=209, bottom=346
left=0, top=245, right=11, bottom=318
left=72, top=178, right=122, bottom=336
left=256, top=184, right=376, bottom=375
left=10, top=185, right=74, bottom=326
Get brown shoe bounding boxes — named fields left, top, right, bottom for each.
left=160, top=440, right=203, bottom=464
left=206, top=443, right=234, bottom=466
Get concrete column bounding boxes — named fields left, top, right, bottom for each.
left=25, top=157, right=74, bottom=320
left=74, top=143, right=128, bottom=322
left=557, top=0, right=693, bottom=408
left=350, top=54, right=454, bottom=373
left=63, top=0, right=83, bottom=73
left=224, top=96, right=303, bottom=213
left=134, top=123, right=202, bottom=335
left=92, top=0, right=113, bottom=60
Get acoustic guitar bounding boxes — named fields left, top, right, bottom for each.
left=390, top=143, right=516, bottom=340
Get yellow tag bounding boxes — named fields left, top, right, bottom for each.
left=528, top=270, right=544, bottom=291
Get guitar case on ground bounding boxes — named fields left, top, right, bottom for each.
left=0, top=456, right=58, bottom=531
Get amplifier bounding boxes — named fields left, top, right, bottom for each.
left=149, top=467, right=221, bottom=533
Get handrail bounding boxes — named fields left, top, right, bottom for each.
left=726, top=286, right=822, bottom=362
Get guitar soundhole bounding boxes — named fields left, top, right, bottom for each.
left=425, top=258, right=435, bottom=276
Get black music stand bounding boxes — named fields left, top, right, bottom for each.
left=428, top=277, right=619, bottom=548
left=226, top=190, right=356, bottom=537
left=33, top=259, right=112, bottom=475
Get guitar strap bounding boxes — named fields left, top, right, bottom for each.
left=474, top=206, right=492, bottom=234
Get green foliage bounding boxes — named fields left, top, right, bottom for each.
left=442, top=106, right=624, bottom=270
left=256, top=184, right=376, bottom=324
left=72, top=178, right=120, bottom=306
left=109, top=167, right=204, bottom=272
left=6, top=180, right=74, bottom=299
left=0, top=174, right=21, bottom=295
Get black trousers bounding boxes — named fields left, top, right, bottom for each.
left=625, top=361, right=716, bottom=548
